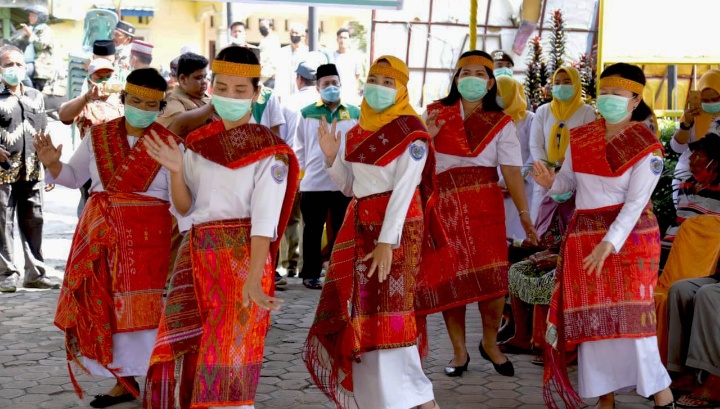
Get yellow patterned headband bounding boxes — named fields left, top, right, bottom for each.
left=456, top=55, right=494, bottom=72
left=599, top=77, right=645, bottom=95
left=368, top=65, right=409, bottom=86
left=124, top=83, right=165, bottom=101
left=212, top=60, right=261, bottom=78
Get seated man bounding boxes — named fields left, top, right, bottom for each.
left=655, top=133, right=720, bottom=365
left=666, top=275, right=720, bottom=407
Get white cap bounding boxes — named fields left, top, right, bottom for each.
left=88, top=58, right=115, bottom=76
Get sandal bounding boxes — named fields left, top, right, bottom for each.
left=531, top=354, right=544, bottom=366
left=303, top=278, right=323, bottom=289
left=676, top=394, right=719, bottom=408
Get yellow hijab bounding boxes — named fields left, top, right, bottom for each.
left=496, top=75, right=528, bottom=123
left=693, top=70, right=720, bottom=138
left=547, top=66, right=585, bottom=164
left=359, top=55, right=420, bottom=132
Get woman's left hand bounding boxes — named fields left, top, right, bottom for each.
left=363, top=243, right=393, bottom=283
left=521, top=212, right=538, bottom=245
left=582, top=241, right=615, bottom=275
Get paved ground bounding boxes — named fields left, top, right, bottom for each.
left=0, top=122, right=659, bottom=408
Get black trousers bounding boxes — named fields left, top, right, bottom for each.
left=0, top=180, right=45, bottom=282
left=299, top=191, right=351, bottom=280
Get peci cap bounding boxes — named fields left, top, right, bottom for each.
left=115, top=21, right=136, bottom=37
left=130, top=39, right=153, bottom=57
left=492, top=50, right=514, bottom=67
left=93, top=40, right=115, bottom=57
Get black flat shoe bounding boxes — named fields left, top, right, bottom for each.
left=89, top=393, right=136, bottom=408
left=444, top=354, right=470, bottom=377
left=479, top=342, right=515, bottom=377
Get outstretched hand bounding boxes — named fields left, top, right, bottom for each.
left=426, top=110, right=446, bottom=138
left=318, top=116, right=341, bottom=166
left=531, top=161, right=555, bottom=190
left=143, top=130, right=183, bottom=173
left=33, top=131, right=62, bottom=167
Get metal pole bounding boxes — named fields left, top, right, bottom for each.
left=226, top=3, right=233, bottom=30
left=668, top=64, right=677, bottom=110
left=308, top=7, right=318, bottom=52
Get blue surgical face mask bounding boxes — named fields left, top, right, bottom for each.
left=320, top=85, right=341, bottom=103
left=596, top=94, right=631, bottom=124
left=496, top=96, right=505, bottom=108
left=493, top=67, right=513, bottom=78
left=124, top=104, right=159, bottom=128
left=364, top=83, right=397, bottom=112
left=550, top=191, right=573, bottom=203
left=212, top=94, right=252, bottom=122
left=457, top=76, right=488, bottom=102
left=552, top=85, right=575, bottom=102
left=2, top=66, right=25, bottom=86
left=702, top=102, right=720, bottom=115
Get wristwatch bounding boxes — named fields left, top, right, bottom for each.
left=679, top=121, right=694, bottom=130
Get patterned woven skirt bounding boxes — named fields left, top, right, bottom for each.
left=303, top=190, right=424, bottom=409
left=415, top=166, right=509, bottom=315
left=144, top=218, right=273, bottom=409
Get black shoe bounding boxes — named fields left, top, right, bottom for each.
left=89, top=393, right=136, bottom=408
left=286, top=269, right=297, bottom=278
left=479, top=342, right=515, bottom=377
left=444, top=354, right=470, bottom=377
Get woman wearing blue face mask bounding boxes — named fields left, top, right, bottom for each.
left=416, top=50, right=538, bottom=379
left=671, top=69, right=720, bottom=206
left=143, top=46, right=299, bottom=409
left=528, top=67, right=597, bottom=222
left=532, top=63, right=675, bottom=409
left=35, top=68, right=181, bottom=408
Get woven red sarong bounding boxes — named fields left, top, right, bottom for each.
left=54, top=118, right=178, bottom=399
left=303, top=191, right=424, bottom=409
left=144, top=122, right=299, bottom=409
left=543, top=120, right=664, bottom=409
left=415, top=166, right=508, bottom=315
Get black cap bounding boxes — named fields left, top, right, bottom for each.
left=492, top=50, right=514, bottom=67
left=690, top=132, right=720, bottom=162
left=316, top=64, right=339, bottom=81
left=93, top=40, right=115, bottom=57
left=115, top=21, right=136, bottom=37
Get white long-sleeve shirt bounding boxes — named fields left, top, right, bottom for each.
left=435, top=119, right=523, bottom=173
left=529, top=103, right=597, bottom=162
left=548, top=146, right=662, bottom=253
left=46, top=132, right=170, bottom=201
left=326, top=135, right=427, bottom=247
left=180, top=149, right=288, bottom=239
left=279, top=86, right=320, bottom=146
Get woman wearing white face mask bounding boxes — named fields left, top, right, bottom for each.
left=416, top=50, right=537, bottom=379
left=143, top=46, right=299, bottom=409
left=528, top=67, right=597, bottom=221
left=671, top=69, right=720, bottom=205
left=532, top=63, right=675, bottom=409
left=36, top=68, right=180, bottom=408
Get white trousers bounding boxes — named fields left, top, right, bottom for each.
left=352, top=346, right=434, bottom=409
left=577, top=336, right=671, bottom=398
left=83, top=329, right=157, bottom=377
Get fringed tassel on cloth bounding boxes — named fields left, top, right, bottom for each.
left=542, top=344, right=582, bottom=409
left=303, top=333, right=357, bottom=409
left=416, top=315, right=429, bottom=360
left=144, top=361, right=177, bottom=409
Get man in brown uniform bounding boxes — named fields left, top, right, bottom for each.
left=157, top=53, right=209, bottom=128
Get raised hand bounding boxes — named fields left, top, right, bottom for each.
left=531, top=161, right=555, bottom=190
left=33, top=131, right=62, bottom=168
left=143, top=130, right=183, bottom=173
left=426, top=110, right=445, bottom=138
left=318, top=116, right=341, bottom=166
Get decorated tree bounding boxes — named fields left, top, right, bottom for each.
left=546, top=9, right=567, bottom=79
left=574, top=44, right=597, bottom=103
left=525, top=36, right=550, bottom=109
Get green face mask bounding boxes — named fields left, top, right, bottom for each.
left=552, top=85, right=574, bottom=102
left=596, top=94, right=631, bottom=124
left=550, top=191, right=573, bottom=203
left=212, top=94, right=252, bottom=122
left=493, top=67, right=513, bottom=78
left=363, top=83, right=397, bottom=112
left=457, top=76, right=488, bottom=102
left=702, top=102, right=720, bottom=115
left=124, top=105, right=159, bottom=129
left=2, top=66, right=25, bottom=86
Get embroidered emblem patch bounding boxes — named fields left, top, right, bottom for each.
left=271, top=164, right=288, bottom=184
left=410, top=144, right=426, bottom=161
left=650, top=157, right=663, bottom=175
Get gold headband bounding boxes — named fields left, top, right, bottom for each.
left=124, top=83, right=165, bottom=101
left=456, top=55, right=494, bottom=71
left=368, top=65, right=409, bottom=86
left=212, top=60, right=261, bottom=78
left=599, top=77, right=645, bottom=95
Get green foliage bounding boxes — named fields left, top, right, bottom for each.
left=525, top=36, right=550, bottom=109
left=347, top=21, right=367, bottom=53
left=574, top=45, right=597, bottom=103
left=546, top=10, right=566, bottom=81
left=652, top=118, right=681, bottom=235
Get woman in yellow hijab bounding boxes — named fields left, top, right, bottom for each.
left=497, top=75, right=535, bottom=239
left=528, top=66, right=596, bottom=221
left=672, top=69, right=720, bottom=202
left=304, top=55, right=440, bottom=409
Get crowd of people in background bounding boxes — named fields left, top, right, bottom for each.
left=0, top=6, right=719, bottom=409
